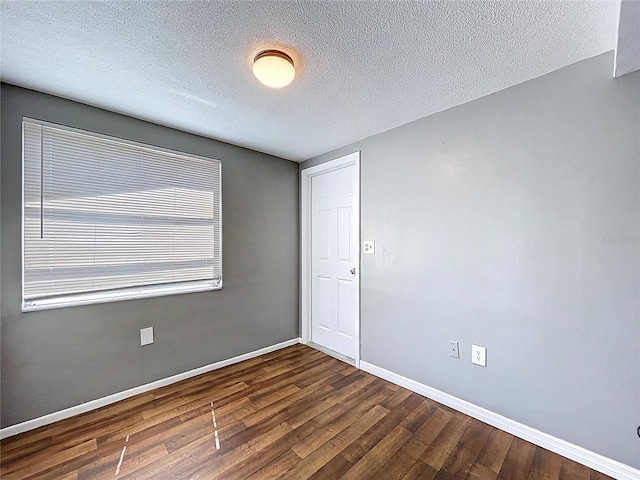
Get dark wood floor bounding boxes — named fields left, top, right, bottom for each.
left=0, top=344, right=612, bottom=480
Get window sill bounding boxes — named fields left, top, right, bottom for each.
left=22, top=280, right=222, bottom=312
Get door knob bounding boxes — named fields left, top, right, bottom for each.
left=350, top=268, right=356, bottom=275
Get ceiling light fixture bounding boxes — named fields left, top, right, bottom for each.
left=253, top=50, right=295, bottom=88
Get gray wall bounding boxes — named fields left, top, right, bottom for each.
left=302, top=52, right=640, bottom=468
left=1, top=84, right=299, bottom=428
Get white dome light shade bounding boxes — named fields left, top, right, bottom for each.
left=253, top=50, right=295, bottom=88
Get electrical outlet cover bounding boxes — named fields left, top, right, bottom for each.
left=472, top=344, right=486, bottom=366
left=141, top=327, right=154, bottom=346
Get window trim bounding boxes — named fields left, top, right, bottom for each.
left=21, top=117, right=223, bottom=312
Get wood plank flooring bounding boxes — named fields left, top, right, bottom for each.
left=0, top=345, right=613, bottom=479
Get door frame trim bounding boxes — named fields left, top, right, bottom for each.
left=300, top=151, right=360, bottom=367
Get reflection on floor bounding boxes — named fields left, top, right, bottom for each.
left=0, top=344, right=613, bottom=479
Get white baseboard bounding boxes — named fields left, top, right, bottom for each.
left=0, top=338, right=301, bottom=440
left=360, top=361, right=639, bottom=480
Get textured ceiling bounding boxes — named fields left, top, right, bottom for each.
left=1, top=1, right=619, bottom=162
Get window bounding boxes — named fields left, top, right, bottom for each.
left=22, top=119, right=222, bottom=311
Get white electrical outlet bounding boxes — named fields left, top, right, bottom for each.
left=363, top=240, right=375, bottom=254
left=472, top=344, right=486, bottom=367
left=140, top=327, right=154, bottom=346
left=448, top=341, right=459, bottom=358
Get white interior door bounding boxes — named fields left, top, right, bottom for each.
left=310, top=161, right=359, bottom=359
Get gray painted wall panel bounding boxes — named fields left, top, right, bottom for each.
left=302, top=52, right=640, bottom=468
left=1, top=84, right=299, bottom=428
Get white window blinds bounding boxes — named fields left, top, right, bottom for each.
left=22, top=119, right=222, bottom=311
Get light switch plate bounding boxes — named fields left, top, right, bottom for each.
left=472, top=344, right=486, bottom=366
left=141, top=327, right=154, bottom=346
left=363, top=240, right=375, bottom=254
